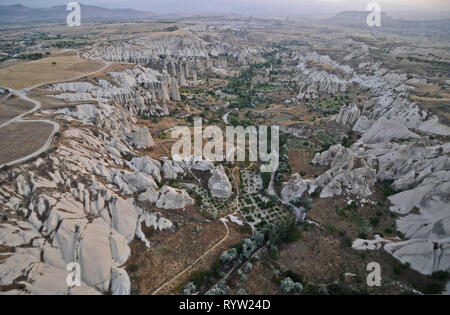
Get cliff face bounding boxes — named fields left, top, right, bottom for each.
left=80, top=27, right=256, bottom=88
left=50, top=66, right=177, bottom=117
left=81, top=27, right=254, bottom=62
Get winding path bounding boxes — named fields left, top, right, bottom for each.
left=151, top=166, right=250, bottom=295
left=152, top=218, right=230, bottom=295
left=0, top=61, right=110, bottom=168
left=0, top=90, right=60, bottom=168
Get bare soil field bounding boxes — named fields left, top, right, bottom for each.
left=0, top=121, right=53, bottom=165
left=240, top=222, right=444, bottom=295
left=0, top=56, right=105, bottom=90
left=0, top=95, right=34, bottom=125
left=288, top=149, right=326, bottom=178
left=127, top=204, right=249, bottom=295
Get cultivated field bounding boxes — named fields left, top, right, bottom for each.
left=0, top=94, right=34, bottom=125
left=0, top=121, right=54, bottom=165
left=0, top=55, right=105, bottom=90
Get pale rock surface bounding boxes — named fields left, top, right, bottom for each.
left=361, top=117, right=420, bottom=144
left=208, top=165, right=232, bottom=199
left=135, top=211, right=173, bottom=247
left=352, top=235, right=391, bottom=251
left=0, top=249, right=39, bottom=286
left=109, top=197, right=138, bottom=242
left=111, top=267, right=131, bottom=295
left=109, top=231, right=131, bottom=267
left=281, top=174, right=315, bottom=202
left=127, top=126, right=155, bottom=149
left=131, top=156, right=162, bottom=183
left=78, top=218, right=112, bottom=292
left=162, top=160, right=185, bottom=180
left=353, top=116, right=374, bottom=133
left=384, top=240, right=450, bottom=275
left=155, top=185, right=194, bottom=209
left=336, top=103, right=361, bottom=127
left=138, top=186, right=160, bottom=203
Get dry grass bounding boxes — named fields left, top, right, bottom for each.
left=126, top=204, right=247, bottom=295
left=0, top=95, right=34, bottom=125
left=0, top=56, right=105, bottom=90
left=288, top=149, right=326, bottom=178
left=0, top=121, right=53, bottom=165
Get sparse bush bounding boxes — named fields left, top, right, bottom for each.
left=424, top=283, right=443, bottom=295
left=127, top=264, right=139, bottom=273
left=369, top=217, right=380, bottom=227
left=183, top=282, right=196, bottom=295
left=269, top=244, right=279, bottom=260
left=280, top=277, right=303, bottom=294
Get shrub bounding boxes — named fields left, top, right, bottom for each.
left=424, top=283, right=443, bottom=295
left=430, top=271, right=449, bottom=282
left=327, top=283, right=345, bottom=295
left=280, top=277, right=303, bottom=294
left=369, top=217, right=380, bottom=227
left=189, top=270, right=213, bottom=287
left=285, top=270, right=303, bottom=283
left=127, top=264, right=139, bottom=273
left=206, top=283, right=229, bottom=295
left=358, top=232, right=368, bottom=239
left=183, top=282, right=196, bottom=295
left=269, top=245, right=279, bottom=260
left=342, top=237, right=352, bottom=248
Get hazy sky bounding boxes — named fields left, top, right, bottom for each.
left=1, top=0, right=449, bottom=17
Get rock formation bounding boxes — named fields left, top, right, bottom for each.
left=290, top=50, right=450, bottom=279
left=208, top=165, right=232, bottom=199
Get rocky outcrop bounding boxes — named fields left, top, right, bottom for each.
left=130, top=156, right=162, bottom=183
left=384, top=240, right=450, bottom=276
left=135, top=210, right=173, bottom=248
left=126, top=126, right=155, bottom=149
left=47, top=66, right=176, bottom=118
left=208, top=165, right=232, bottom=199
left=336, top=103, right=361, bottom=127
left=294, top=63, right=349, bottom=100
left=162, top=160, right=185, bottom=180
left=312, top=145, right=377, bottom=198
left=80, top=27, right=255, bottom=67
left=291, top=51, right=352, bottom=101
left=299, top=48, right=450, bottom=280
left=281, top=174, right=315, bottom=203
left=0, top=65, right=183, bottom=295
left=360, top=117, right=420, bottom=144
left=155, top=185, right=194, bottom=210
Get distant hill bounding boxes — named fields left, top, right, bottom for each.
left=326, top=11, right=395, bottom=27
left=0, top=4, right=157, bottom=24
left=325, top=11, right=450, bottom=40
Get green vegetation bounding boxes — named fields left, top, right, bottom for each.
left=18, top=53, right=43, bottom=60
left=52, top=40, right=88, bottom=49
left=307, top=95, right=352, bottom=116
left=378, top=180, right=397, bottom=199
left=254, top=83, right=278, bottom=91
left=127, top=264, right=139, bottom=273
left=261, top=172, right=272, bottom=190
left=223, top=63, right=270, bottom=109
left=369, top=217, right=380, bottom=227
